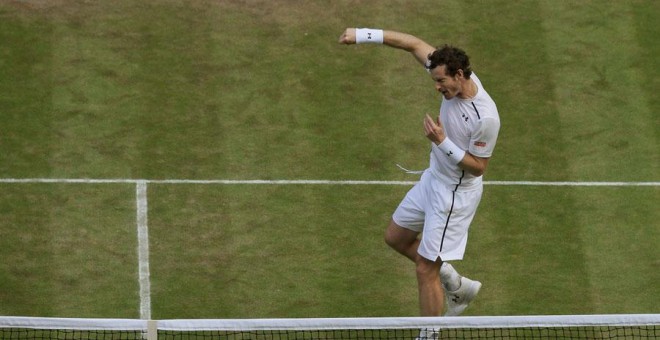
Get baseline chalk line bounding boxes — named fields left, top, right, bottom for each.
left=0, top=178, right=658, bottom=186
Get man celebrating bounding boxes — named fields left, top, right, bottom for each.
left=339, top=28, right=501, bottom=319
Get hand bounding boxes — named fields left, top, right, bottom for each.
left=424, top=114, right=446, bottom=145
left=338, top=28, right=356, bottom=44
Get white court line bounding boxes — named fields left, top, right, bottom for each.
left=135, top=181, right=152, bottom=320
left=483, top=181, right=659, bottom=187
left=0, top=178, right=658, bottom=186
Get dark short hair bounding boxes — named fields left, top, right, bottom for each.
left=425, top=45, right=472, bottom=78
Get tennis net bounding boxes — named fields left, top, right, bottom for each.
left=1, top=314, right=658, bottom=339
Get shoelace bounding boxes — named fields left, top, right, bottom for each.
left=396, top=163, right=424, bottom=174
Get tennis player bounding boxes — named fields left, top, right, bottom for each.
left=339, top=28, right=500, bottom=320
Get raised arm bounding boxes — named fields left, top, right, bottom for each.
left=338, top=28, right=435, bottom=67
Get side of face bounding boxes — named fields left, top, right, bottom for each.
left=430, top=64, right=464, bottom=100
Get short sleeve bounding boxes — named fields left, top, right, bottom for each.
left=469, top=117, right=500, bottom=157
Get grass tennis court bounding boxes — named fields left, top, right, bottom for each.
left=1, top=0, right=658, bottom=319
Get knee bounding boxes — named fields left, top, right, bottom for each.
left=415, top=257, right=441, bottom=282
left=384, top=224, right=409, bottom=251
left=384, top=228, right=398, bottom=249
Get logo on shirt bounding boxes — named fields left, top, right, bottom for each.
left=474, top=141, right=487, bottom=147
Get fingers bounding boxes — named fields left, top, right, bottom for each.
left=424, top=114, right=435, bottom=135
left=338, top=28, right=356, bottom=44
left=424, top=114, right=444, bottom=144
left=424, top=115, right=433, bottom=133
left=424, top=114, right=438, bottom=129
left=427, top=114, right=442, bottom=127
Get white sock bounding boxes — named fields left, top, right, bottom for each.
left=440, top=263, right=461, bottom=291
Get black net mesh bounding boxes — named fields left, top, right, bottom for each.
left=2, top=316, right=658, bottom=340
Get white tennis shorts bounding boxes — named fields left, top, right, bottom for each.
left=392, top=170, right=483, bottom=261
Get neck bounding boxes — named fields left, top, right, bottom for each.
left=458, top=79, right=477, bottom=100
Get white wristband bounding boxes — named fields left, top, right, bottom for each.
left=355, top=28, right=383, bottom=44
left=433, top=138, right=466, bottom=165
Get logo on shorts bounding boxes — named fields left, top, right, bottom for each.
left=473, top=141, right=487, bottom=147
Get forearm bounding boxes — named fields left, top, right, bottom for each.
left=381, top=31, right=424, bottom=50
left=383, top=30, right=434, bottom=66
left=457, top=153, right=489, bottom=177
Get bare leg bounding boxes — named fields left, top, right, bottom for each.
left=384, top=219, right=419, bottom=262
left=416, top=256, right=444, bottom=316
left=384, top=219, right=445, bottom=315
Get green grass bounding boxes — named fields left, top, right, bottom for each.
left=0, top=184, right=138, bottom=317
left=472, top=186, right=659, bottom=315
left=148, top=184, right=415, bottom=318
left=0, top=0, right=658, bottom=319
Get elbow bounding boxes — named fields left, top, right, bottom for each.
left=463, top=162, right=487, bottom=177
left=462, top=155, right=489, bottom=177
left=468, top=168, right=485, bottom=177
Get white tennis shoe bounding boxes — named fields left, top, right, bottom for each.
left=415, top=328, right=439, bottom=340
left=444, top=276, right=481, bottom=316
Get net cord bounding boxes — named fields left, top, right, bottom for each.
left=157, top=314, right=660, bottom=331
left=1, top=314, right=658, bottom=332
left=0, top=317, right=147, bottom=330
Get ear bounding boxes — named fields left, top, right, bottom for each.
left=455, top=69, right=465, bottom=79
